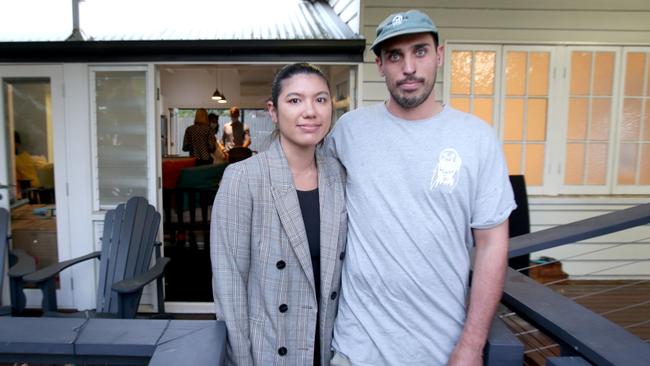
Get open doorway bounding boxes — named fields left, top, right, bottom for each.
left=162, top=106, right=272, bottom=302
left=158, top=63, right=356, bottom=307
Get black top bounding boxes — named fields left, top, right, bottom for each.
left=182, top=123, right=215, bottom=162
left=296, top=188, right=320, bottom=365
left=296, top=188, right=321, bottom=296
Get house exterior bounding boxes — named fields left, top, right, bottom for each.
left=1, top=0, right=648, bottom=313
left=0, top=0, right=363, bottom=313
left=359, top=0, right=650, bottom=281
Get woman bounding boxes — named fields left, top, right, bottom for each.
left=211, top=63, right=347, bottom=366
left=182, top=108, right=216, bottom=165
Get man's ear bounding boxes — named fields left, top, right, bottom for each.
left=436, top=45, right=445, bottom=67
left=375, top=55, right=384, bottom=77
left=267, top=101, right=278, bottom=123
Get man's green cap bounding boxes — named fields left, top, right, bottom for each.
left=371, top=10, right=438, bottom=54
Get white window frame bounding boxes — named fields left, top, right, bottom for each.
left=500, top=45, right=561, bottom=196
left=445, top=43, right=649, bottom=196
left=558, top=46, right=622, bottom=195
left=89, top=65, right=156, bottom=211
left=613, top=47, right=650, bottom=194
left=0, top=64, right=76, bottom=309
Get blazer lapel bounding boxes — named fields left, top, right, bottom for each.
left=316, top=150, right=342, bottom=300
left=267, top=140, right=316, bottom=293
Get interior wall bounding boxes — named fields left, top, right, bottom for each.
left=160, top=64, right=355, bottom=115
left=160, top=68, right=267, bottom=111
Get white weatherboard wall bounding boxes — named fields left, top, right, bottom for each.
left=529, top=199, right=650, bottom=279
left=360, top=0, right=650, bottom=278
left=330, top=0, right=361, bottom=33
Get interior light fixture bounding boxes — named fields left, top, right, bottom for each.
left=211, top=69, right=227, bottom=103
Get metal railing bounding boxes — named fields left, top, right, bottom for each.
left=502, top=203, right=650, bottom=365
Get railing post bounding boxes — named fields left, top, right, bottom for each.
left=484, top=316, right=524, bottom=366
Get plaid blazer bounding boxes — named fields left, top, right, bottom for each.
left=211, top=139, right=347, bottom=366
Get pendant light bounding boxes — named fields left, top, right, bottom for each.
left=211, top=69, right=228, bottom=104
left=211, top=69, right=223, bottom=101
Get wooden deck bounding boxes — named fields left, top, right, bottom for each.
left=500, top=279, right=650, bottom=366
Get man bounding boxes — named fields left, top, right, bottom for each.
left=326, top=10, right=515, bottom=366
left=220, top=106, right=251, bottom=152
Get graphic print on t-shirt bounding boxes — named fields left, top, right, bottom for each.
left=430, top=148, right=462, bottom=192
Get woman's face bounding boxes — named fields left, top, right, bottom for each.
left=269, top=73, right=332, bottom=151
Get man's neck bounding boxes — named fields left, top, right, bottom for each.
left=385, top=96, right=443, bottom=121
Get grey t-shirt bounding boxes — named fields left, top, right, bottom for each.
left=325, top=103, right=515, bottom=365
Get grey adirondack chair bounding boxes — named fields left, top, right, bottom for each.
left=0, top=207, right=36, bottom=316
left=23, top=196, right=170, bottom=318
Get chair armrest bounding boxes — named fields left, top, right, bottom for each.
left=7, top=249, right=36, bottom=278
left=23, top=251, right=101, bottom=284
left=112, top=257, right=171, bottom=294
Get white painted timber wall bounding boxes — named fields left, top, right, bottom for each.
left=360, top=0, right=650, bottom=278
left=529, top=198, right=650, bottom=279
left=330, top=0, right=361, bottom=33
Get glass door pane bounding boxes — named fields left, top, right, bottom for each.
left=502, top=49, right=551, bottom=187
left=618, top=51, right=650, bottom=186
left=449, top=49, right=497, bottom=125
left=564, top=50, right=616, bottom=187
left=3, top=78, right=60, bottom=275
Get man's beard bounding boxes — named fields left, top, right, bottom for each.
left=388, top=74, right=435, bottom=109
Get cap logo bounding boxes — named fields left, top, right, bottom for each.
left=391, top=15, right=403, bottom=26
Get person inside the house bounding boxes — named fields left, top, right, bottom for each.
left=325, top=9, right=515, bottom=366
left=220, top=106, right=251, bottom=153
left=14, top=131, right=40, bottom=199
left=208, top=112, right=228, bottom=164
left=208, top=111, right=219, bottom=134
left=211, top=63, right=347, bottom=366
left=182, top=108, right=217, bottom=165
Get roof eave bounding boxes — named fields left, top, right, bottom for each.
left=0, top=39, right=366, bottom=63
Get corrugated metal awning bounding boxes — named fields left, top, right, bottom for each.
left=0, top=0, right=364, bottom=62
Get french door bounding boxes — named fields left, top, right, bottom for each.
left=0, top=65, right=74, bottom=308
